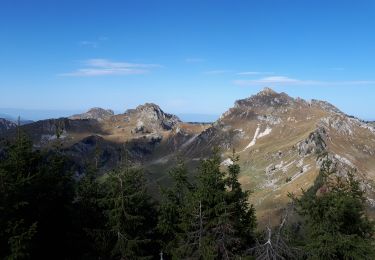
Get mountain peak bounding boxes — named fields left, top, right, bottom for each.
left=258, top=87, right=277, bottom=96
left=69, top=107, right=114, bottom=121
left=135, top=103, right=180, bottom=121
left=234, top=88, right=293, bottom=109
left=135, top=103, right=162, bottom=112
left=125, top=103, right=180, bottom=131
left=87, top=107, right=114, bottom=115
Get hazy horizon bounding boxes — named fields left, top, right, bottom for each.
left=1, top=88, right=374, bottom=122
left=1, top=0, right=375, bottom=120
left=0, top=107, right=220, bottom=122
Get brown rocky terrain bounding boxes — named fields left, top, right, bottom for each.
left=173, top=88, right=375, bottom=221
left=2, top=88, right=375, bottom=222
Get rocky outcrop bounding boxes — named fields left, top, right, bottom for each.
left=69, top=108, right=114, bottom=121
left=127, top=103, right=180, bottom=132
left=311, top=100, right=342, bottom=114
left=298, top=127, right=328, bottom=157
left=234, top=87, right=295, bottom=109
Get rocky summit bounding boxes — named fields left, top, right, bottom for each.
left=177, top=88, right=375, bottom=221
left=69, top=107, right=115, bottom=121
left=2, top=88, right=375, bottom=222
left=125, top=103, right=181, bottom=132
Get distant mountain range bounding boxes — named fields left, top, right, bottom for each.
left=1, top=88, right=375, bottom=223
left=0, top=108, right=219, bottom=124
left=0, top=108, right=82, bottom=122
left=0, top=113, right=34, bottom=125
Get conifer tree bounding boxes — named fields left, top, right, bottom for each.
left=292, top=158, right=375, bottom=259
left=0, top=129, right=78, bottom=259
left=0, top=132, right=39, bottom=259
left=102, top=165, right=158, bottom=259
left=74, top=165, right=108, bottom=258
left=158, top=158, right=192, bottom=256
left=30, top=145, right=77, bottom=258
left=0, top=123, right=90, bottom=259
left=173, top=150, right=225, bottom=258
left=225, top=150, right=257, bottom=254
left=175, top=149, right=256, bottom=259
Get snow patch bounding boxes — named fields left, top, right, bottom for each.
left=221, top=158, right=234, bottom=166
left=242, top=125, right=272, bottom=151
left=242, top=125, right=261, bottom=151
left=258, top=126, right=272, bottom=138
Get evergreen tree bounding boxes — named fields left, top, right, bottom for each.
left=33, top=153, right=77, bottom=258
left=175, top=149, right=257, bottom=259
left=292, top=158, right=375, bottom=259
left=158, top=159, right=192, bottom=256
left=102, top=165, right=158, bottom=259
left=0, top=133, right=39, bottom=259
left=74, top=165, right=108, bottom=258
left=174, top=150, right=227, bottom=258
left=0, top=131, right=78, bottom=259
left=225, top=150, right=257, bottom=254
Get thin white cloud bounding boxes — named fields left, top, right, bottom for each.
left=79, top=41, right=98, bottom=48
left=185, top=58, right=205, bottom=63
left=60, top=58, right=162, bottom=77
left=236, top=71, right=274, bottom=75
left=334, top=80, right=375, bottom=85
left=204, top=70, right=231, bottom=75
left=234, top=76, right=375, bottom=86
left=235, top=76, right=305, bottom=85
left=85, top=59, right=161, bottom=69
left=61, top=68, right=147, bottom=77
left=79, top=36, right=109, bottom=48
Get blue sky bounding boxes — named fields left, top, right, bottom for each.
left=0, top=0, right=374, bottom=121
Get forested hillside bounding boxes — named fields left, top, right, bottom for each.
left=1, top=131, right=374, bottom=259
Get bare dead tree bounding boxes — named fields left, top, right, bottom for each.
left=248, top=203, right=302, bottom=260
left=212, top=199, right=240, bottom=260
left=190, top=200, right=205, bottom=253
